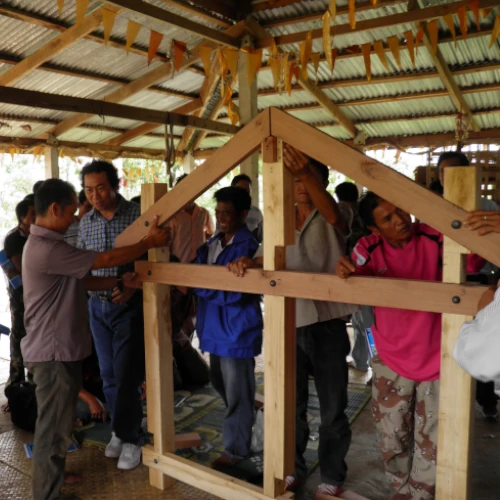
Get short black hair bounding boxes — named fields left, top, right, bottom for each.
left=429, top=180, right=444, bottom=196
left=33, top=181, right=44, bottom=194
left=358, top=191, right=383, bottom=228
left=437, top=151, right=469, bottom=167
left=214, top=186, right=251, bottom=215
left=78, top=189, right=87, bottom=205
left=335, top=182, right=359, bottom=203
left=15, top=197, right=35, bottom=225
left=81, top=160, right=120, bottom=190
left=231, top=174, right=252, bottom=187
left=309, top=159, right=329, bottom=183
left=176, top=174, right=188, bottom=185
left=35, top=178, right=76, bottom=216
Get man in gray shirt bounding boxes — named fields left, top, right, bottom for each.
left=22, top=179, right=169, bottom=500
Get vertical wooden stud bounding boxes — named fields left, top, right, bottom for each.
left=44, top=146, right=59, bottom=178
left=436, top=166, right=479, bottom=500
left=141, top=183, right=176, bottom=490
left=262, top=137, right=296, bottom=497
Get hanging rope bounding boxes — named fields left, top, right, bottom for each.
left=164, top=112, right=176, bottom=188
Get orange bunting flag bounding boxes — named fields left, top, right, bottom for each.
left=427, top=20, right=439, bottom=54
left=284, top=58, right=291, bottom=95
left=57, top=0, right=65, bottom=16
left=404, top=30, right=415, bottom=66
left=222, top=81, right=232, bottom=105
left=370, top=0, right=378, bottom=4
left=246, top=49, right=262, bottom=86
left=323, top=12, right=332, bottom=68
left=148, top=31, right=163, bottom=65
left=331, top=48, right=338, bottom=73
left=173, top=40, right=187, bottom=72
left=373, top=40, right=389, bottom=70
left=328, top=0, right=336, bottom=19
left=443, top=13, right=456, bottom=47
left=271, top=38, right=279, bottom=56
left=126, top=20, right=141, bottom=54
left=281, top=53, right=289, bottom=85
left=481, top=8, right=492, bottom=20
left=198, top=45, right=213, bottom=77
left=490, top=15, right=500, bottom=48
left=387, top=36, right=401, bottom=70
left=224, top=48, right=239, bottom=81
left=457, top=6, right=467, bottom=39
left=218, top=46, right=229, bottom=76
left=349, top=0, right=356, bottom=30
left=415, top=25, right=424, bottom=54
left=300, top=31, right=312, bottom=80
left=470, top=0, right=481, bottom=31
left=310, top=52, right=321, bottom=74
left=75, top=0, right=89, bottom=25
left=102, top=8, right=117, bottom=45
left=270, top=56, right=281, bottom=89
left=227, top=101, right=239, bottom=126
left=362, top=42, right=371, bottom=82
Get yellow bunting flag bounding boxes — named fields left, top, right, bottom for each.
left=373, top=40, right=389, bottom=70
left=199, top=45, right=213, bottom=77
left=310, top=52, right=321, bottom=74
left=126, top=20, right=141, bottom=54
left=148, top=31, right=163, bottom=65
left=328, top=0, right=336, bottom=19
left=331, top=48, right=338, bottom=73
left=470, top=0, right=481, bottom=31
left=323, top=11, right=332, bottom=69
left=415, top=25, right=424, bottom=54
left=427, top=20, right=439, bottom=54
left=281, top=52, right=289, bottom=86
left=404, top=30, right=415, bottom=66
left=218, top=46, right=228, bottom=76
left=57, top=0, right=65, bottom=16
left=173, top=40, right=187, bottom=71
left=387, top=36, right=401, bottom=70
left=362, top=42, right=371, bottom=82
left=349, top=0, right=356, bottom=30
left=227, top=101, right=239, bottom=126
left=75, top=0, right=89, bottom=25
left=271, top=38, right=279, bottom=56
left=443, top=13, right=456, bottom=47
left=490, top=15, right=500, bottom=48
left=300, top=31, right=312, bottom=80
left=284, top=58, right=291, bottom=95
left=270, top=56, right=281, bottom=89
left=102, top=8, right=117, bottom=45
left=223, top=82, right=232, bottom=105
left=224, top=48, right=239, bottom=81
left=246, top=49, right=262, bottom=86
left=457, top=6, right=467, bottom=39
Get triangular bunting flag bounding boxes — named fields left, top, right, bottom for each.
left=311, top=52, right=321, bottom=76
left=222, top=82, right=232, bottom=105
left=331, top=48, right=338, bottom=73
left=443, top=13, right=456, bottom=48
left=404, top=30, right=415, bottom=66
left=457, top=6, right=467, bottom=39
left=481, top=8, right=492, bottom=20
left=349, top=0, right=356, bottom=30
left=227, top=101, right=239, bottom=126
left=75, top=0, right=89, bottom=25
left=199, top=46, right=213, bottom=77
left=224, top=48, right=239, bottom=81
left=415, top=25, right=424, bottom=54
left=57, top=0, right=64, bottom=16
left=173, top=40, right=187, bottom=72
left=102, top=8, right=117, bottom=45
left=148, top=31, right=163, bottom=65
left=470, top=0, right=481, bottom=31
left=247, top=49, right=262, bottom=86
left=374, top=40, right=389, bottom=70
left=300, top=31, right=312, bottom=80
left=270, top=56, right=281, bottom=89
left=284, top=58, right=291, bottom=95
left=281, top=53, right=289, bottom=86
left=490, top=15, right=500, bottom=48
left=387, top=36, right=401, bottom=70
left=323, top=11, right=332, bottom=69
left=328, top=0, right=336, bottom=19
left=218, top=46, right=229, bottom=77
left=370, top=0, right=378, bottom=5
left=427, top=20, right=439, bottom=54
left=362, top=42, right=371, bottom=82
left=126, top=20, right=141, bottom=54
left=271, top=38, right=279, bottom=56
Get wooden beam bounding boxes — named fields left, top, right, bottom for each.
left=269, top=108, right=500, bottom=266
left=251, top=0, right=309, bottom=12
left=134, top=262, right=489, bottom=316
left=158, top=0, right=231, bottom=28
left=180, top=0, right=237, bottom=20
left=297, top=75, right=358, bottom=138
left=44, top=146, right=59, bottom=178
left=106, top=0, right=239, bottom=48
left=257, top=0, right=500, bottom=48
left=115, top=109, right=271, bottom=247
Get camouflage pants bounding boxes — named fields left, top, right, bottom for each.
left=372, top=357, right=439, bottom=500
left=6, top=290, right=28, bottom=390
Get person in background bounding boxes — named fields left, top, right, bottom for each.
left=231, top=174, right=263, bottom=243
left=3, top=195, right=35, bottom=393
left=33, top=181, right=44, bottom=194
left=22, top=178, right=168, bottom=500
left=77, top=160, right=147, bottom=470
left=64, top=190, right=92, bottom=247
left=194, top=187, right=262, bottom=469
left=429, top=180, right=444, bottom=196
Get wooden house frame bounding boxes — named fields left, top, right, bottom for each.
left=116, top=107, right=500, bottom=500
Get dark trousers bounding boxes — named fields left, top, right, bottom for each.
left=209, top=354, right=255, bottom=458
left=477, top=380, right=498, bottom=411
left=25, top=361, right=82, bottom=500
left=295, top=319, right=352, bottom=486
left=89, top=298, right=145, bottom=444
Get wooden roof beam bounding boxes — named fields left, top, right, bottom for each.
left=156, top=0, right=231, bottom=28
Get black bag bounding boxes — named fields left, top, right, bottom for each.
left=4, top=382, right=37, bottom=433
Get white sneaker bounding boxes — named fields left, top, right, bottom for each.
left=105, top=432, right=123, bottom=458
left=117, top=443, right=142, bottom=470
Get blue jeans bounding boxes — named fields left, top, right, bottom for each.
left=89, top=297, right=145, bottom=445
left=209, top=355, right=255, bottom=458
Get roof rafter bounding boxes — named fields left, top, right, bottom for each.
left=156, top=0, right=231, bottom=28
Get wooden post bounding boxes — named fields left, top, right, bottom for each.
left=239, top=34, right=260, bottom=204
left=436, top=166, right=479, bottom=500
left=44, top=145, right=59, bottom=178
left=141, top=183, right=176, bottom=490
left=183, top=151, right=195, bottom=173
left=262, top=137, right=296, bottom=497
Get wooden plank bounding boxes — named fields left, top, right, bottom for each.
left=297, top=75, right=357, bottom=138
left=436, top=167, right=479, bottom=500
left=141, top=184, right=175, bottom=490
left=269, top=107, right=500, bottom=267
left=115, top=109, right=271, bottom=247
left=0, top=87, right=239, bottom=136
left=159, top=0, right=231, bottom=28
left=174, top=432, right=202, bottom=449
left=142, top=447, right=294, bottom=500
left=257, top=0, right=500, bottom=48
left=262, top=138, right=296, bottom=497
left=44, top=146, right=59, bottom=179
left=106, top=0, right=239, bottom=48
left=134, top=262, right=488, bottom=316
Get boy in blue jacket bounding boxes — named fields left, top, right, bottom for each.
left=194, top=186, right=262, bottom=468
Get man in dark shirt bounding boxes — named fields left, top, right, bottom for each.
left=3, top=195, right=35, bottom=391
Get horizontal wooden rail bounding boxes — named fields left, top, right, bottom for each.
left=135, top=262, right=486, bottom=316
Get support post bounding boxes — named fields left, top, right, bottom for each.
left=183, top=151, right=195, bottom=173
left=239, top=34, right=260, bottom=204
left=436, top=166, right=479, bottom=500
left=262, top=137, right=296, bottom=497
left=44, top=146, right=59, bottom=178
left=141, top=183, right=176, bottom=490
